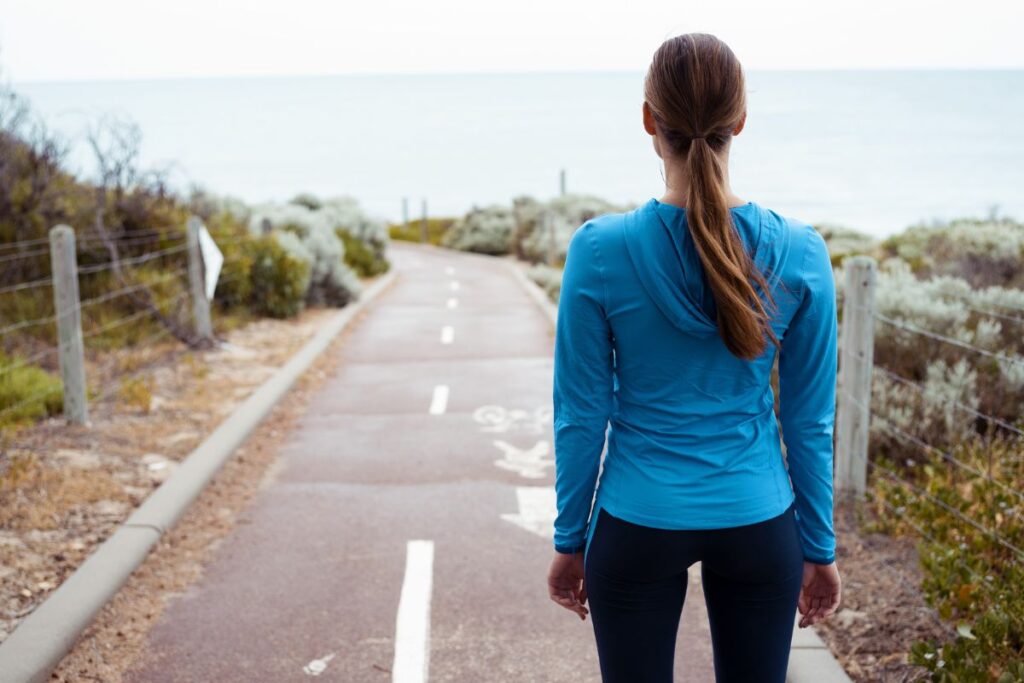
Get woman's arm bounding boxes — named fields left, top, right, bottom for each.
left=778, top=226, right=839, bottom=565
left=551, top=223, right=615, bottom=554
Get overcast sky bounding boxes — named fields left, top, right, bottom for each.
left=2, top=0, right=1023, bottom=82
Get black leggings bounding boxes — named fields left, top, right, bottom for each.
left=583, top=502, right=804, bottom=683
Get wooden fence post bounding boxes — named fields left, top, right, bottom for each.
left=420, top=199, right=429, bottom=244
left=186, top=217, right=213, bottom=343
left=48, top=225, right=89, bottom=425
left=835, top=255, right=877, bottom=498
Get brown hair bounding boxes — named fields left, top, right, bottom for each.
left=644, top=33, right=779, bottom=360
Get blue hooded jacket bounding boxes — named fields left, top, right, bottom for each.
left=552, top=197, right=838, bottom=565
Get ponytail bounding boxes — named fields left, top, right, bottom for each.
left=645, top=33, right=779, bottom=360
left=685, top=134, right=779, bottom=360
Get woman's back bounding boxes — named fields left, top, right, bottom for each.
left=552, top=196, right=838, bottom=566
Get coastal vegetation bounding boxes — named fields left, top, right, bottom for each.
left=0, top=82, right=390, bottom=429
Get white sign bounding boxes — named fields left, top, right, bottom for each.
left=197, top=224, right=223, bottom=301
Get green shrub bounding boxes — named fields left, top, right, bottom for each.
left=878, top=215, right=1024, bottom=289
left=213, top=240, right=256, bottom=310
left=0, top=351, right=63, bottom=426
left=118, top=375, right=153, bottom=413
left=289, top=193, right=323, bottom=211
left=527, top=263, right=562, bottom=302
left=389, top=218, right=455, bottom=245
left=247, top=235, right=311, bottom=318
left=336, top=228, right=389, bottom=277
left=441, top=205, right=515, bottom=255
left=866, top=438, right=1024, bottom=680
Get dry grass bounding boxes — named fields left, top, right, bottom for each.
left=0, top=453, right=128, bottom=532
left=116, top=376, right=154, bottom=414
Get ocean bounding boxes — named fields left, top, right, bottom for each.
left=15, top=70, right=1024, bottom=237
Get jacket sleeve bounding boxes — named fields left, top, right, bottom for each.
left=778, top=226, right=839, bottom=565
left=552, top=224, right=615, bottom=554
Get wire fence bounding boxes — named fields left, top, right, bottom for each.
left=838, top=257, right=1023, bottom=580
left=0, top=221, right=232, bottom=426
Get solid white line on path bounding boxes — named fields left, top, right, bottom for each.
left=444, top=266, right=455, bottom=276
left=450, top=280, right=460, bottom=292
left=429, top=385, right=449, bottom=415
left=392, top=540, right=434, bottom=683
left=446, top=297, right=458, bottom=310
left=440, top=326, right=454, bottom=345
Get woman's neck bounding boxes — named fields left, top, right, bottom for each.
left=659, top=189, right=749, bottom=210
left=660, top=157, right=747, bottom=209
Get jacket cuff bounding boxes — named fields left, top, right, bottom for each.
left=554, top=542, right=586, bottom=555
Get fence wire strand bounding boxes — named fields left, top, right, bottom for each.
left=0, top=266, right=189, bottom=338
left=839, top=385, right=1024, bottom=506
left=867, top=458, right=1024, bottom=564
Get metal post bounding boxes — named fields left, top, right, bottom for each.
left=420, top=199, right=429, bottom=244
left=559, top=169, right=566, bottom=196
left=186, top=216, right=213, bottom=343
left=48, top=225, right=88, bottom=425
left=402, top=197, right=409, bottom=235
left=835, top=256, right=877, bottom=498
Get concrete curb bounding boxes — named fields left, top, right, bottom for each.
left=788, top=614, right=852, bottom=682
left=502, top=258, right=558, bottom=326
left=503, top=254, right=851, bottom=683
left=0, top=270, right=398, bottom=683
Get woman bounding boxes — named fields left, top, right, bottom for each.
left=545, top=33, right=842, bottom=682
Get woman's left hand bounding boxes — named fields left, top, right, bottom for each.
left=547, top=551, right=589, bottom=620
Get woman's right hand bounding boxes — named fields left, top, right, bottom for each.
left=797, top=561, right=841, bottom=628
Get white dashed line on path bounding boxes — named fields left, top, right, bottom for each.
left=440, top=326, right=454, bottom=345
left=444, top=266, right=455, bottom=276
left=392, top=540, right=435, bottom=683
left=446, top=297, right=458, bottom=309
left=450, top=280, right=460, bottom=292
left=429, top=385, right=449, bottom=415
left=303, top=653, right=336, bottom=676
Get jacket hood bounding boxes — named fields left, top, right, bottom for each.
left=622, top=198, right=771, bottom=338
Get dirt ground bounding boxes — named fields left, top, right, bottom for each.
left=818, top=497, right=955, bottom=682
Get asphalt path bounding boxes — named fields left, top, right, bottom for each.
left=127, top=242, right=716, bottom=682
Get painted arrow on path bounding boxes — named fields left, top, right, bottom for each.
left=500, top=486, right=557, bottom=539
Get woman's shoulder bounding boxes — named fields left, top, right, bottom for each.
left=751, top=203, right=824, bottom=250
left=567, top=207, right=634, bottom=258
left=752, top=203, right=831, bottom=277
left=574, top=207, right=633, bottom=236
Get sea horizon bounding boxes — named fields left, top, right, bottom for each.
left=14, top=69, right=1024, bottom=237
